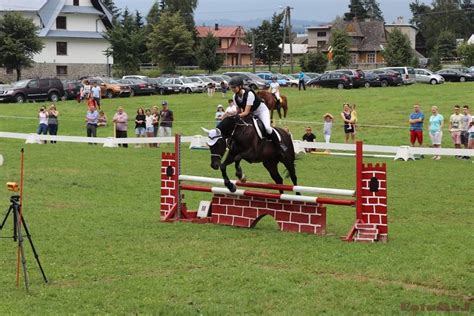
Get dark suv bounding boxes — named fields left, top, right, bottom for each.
left=0, top=78, right=65, bottom=103
left=222, top=72, right=269, bottom=90
left=332, top=69, right=367, bottom=88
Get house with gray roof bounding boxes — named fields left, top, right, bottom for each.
left=0, top=0, right=113, bottom=82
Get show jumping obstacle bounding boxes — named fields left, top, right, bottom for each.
left=160, top=135, right=388, bottom=242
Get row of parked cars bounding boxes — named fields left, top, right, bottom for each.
left=305, top=66, right=474, bottom=89
left=1, top=66, right=472, bottom=103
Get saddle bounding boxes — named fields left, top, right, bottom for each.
left=251, top=116, right=281, bottom=142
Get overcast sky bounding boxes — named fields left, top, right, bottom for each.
left=114, top=0, right=425, bottom=25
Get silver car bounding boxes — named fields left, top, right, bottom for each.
left=414, top=68, right=445, bottom=85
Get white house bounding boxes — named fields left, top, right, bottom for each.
left=0, top=0, right=113, bottom=82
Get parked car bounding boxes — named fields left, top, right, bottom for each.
left=153, top=77, right=181, bottom=95
left=370, top=69, right=403, bottom=87
left=307, top=73, right=353, bottom=89
left=187, top=76, right=217, bottom=90
left=117, top=78, right=155, bottom=96
left=222, top=72, right=269, bottom=90
left=62, top=80, right=83, bottom=100
left=207, top=74, right=232, bottom=84
left=379, top=66, right=416, bottom=85
left=363, top=72, right=382, bottom=87
left=256, top=73, right=289, bottom=87
left=122, top=75, right=149, bottom=81
left=414, top=68, right=445, bottom=85
left=0, top=78, right=65, bottom=103
left=83, top=77, right=131, bottom=98
left=435, top=69, right=474, bottom=82
left=290, top=73, right=314, bottom=84
left=332, top=69, right=367, bottom=88
left=280, top=74, right=299, bottom=87
left=163, top=77, right=205, bottom=93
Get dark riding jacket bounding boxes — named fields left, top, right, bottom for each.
left=233, top=89, right=262, bottom=112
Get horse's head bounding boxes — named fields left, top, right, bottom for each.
left=202, top=127, right=227, bottom=170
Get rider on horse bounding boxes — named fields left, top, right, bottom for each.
left=229, top=76, right=287, bottom=152
left=269, top=76, right=281, bottom=111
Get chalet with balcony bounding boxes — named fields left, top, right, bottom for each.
left=196, top=24, right=252, bottom=66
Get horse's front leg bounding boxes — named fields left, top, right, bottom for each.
left=220, top=154, right=237, bottom=192
left=235, top=158, right=246, bottom=183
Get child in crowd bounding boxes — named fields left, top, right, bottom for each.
left=302, top=126, right=316, bottom=153
left=135, top=108, right=146, bottom=148
left=323, top=113, right=334, bottom=145
left=145, top=108, right=154, bottom=147
left=224, top=99, right=238, bottom=118
left=221, top=81, right=228, bottom=98
left=350, top=104, right=358, bottom=133
left=98, top=110, right=108, bottom=127
left=215, top=105, right=225, bottom=125
left=283, top=126, right=293, bottom=140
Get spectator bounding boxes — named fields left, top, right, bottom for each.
left=283, top=126, right=293, bottom=140
left=220, top=80, right=228, bottom=98
left=98, top=110, right=108, bottom=127
left=85, top=104, right=99, bottom=144
left=323, top=113, right=334, bottom=144
left=158, top=101, right=174, bottom=138
left=47, top=104, right=59, bottom=144
left=460, top=105, right=471, bottom=159
left=223, top=99, right=238, bottom=118
left=145, top=108, right=154, bottom=147
left=37, top=106, right=48, bottom=144
left=215, top=104, right=225, bottom=125
left=207, top=81, right=216, bottom=97
left=468, top=117, right=474, bottom=151
left=135, top=108, right=146, bottom=147
left=298, top=71, right=306, bottom=91
left=91, top=82, right=101, bottom=110
left=409, top=104, right=424, bottom=148
left=350, top=104, right=358, bottom=133
left=82, top=80, right=91, bottom=100
left=87, top=95, right=97, bottom=109
left=113, top=106, right=128, bottom=148
left=449, top=105, right=463, bottom=158
left=429, top=106, right=444, bottom=160
left=302, top=126, right=316, bottom=153
left=341, top=103, right=355, bottom=143
left=152, top=106, right=159, bottom=137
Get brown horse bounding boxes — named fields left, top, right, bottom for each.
left=256, top=90, right=288, bottom=122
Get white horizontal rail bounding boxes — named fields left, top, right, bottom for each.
left=179, top=175, right=355, bottom=196
left=1, top=132, right=473, bottom=157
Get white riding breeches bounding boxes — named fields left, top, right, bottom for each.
left=273, top=91, right=281, bottom=101
left=253, top=103, right=273, bottom=135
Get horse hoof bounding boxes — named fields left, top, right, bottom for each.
left=225, top=181, right=237, bottom=193
left=240, top=174, right=246, bottom=183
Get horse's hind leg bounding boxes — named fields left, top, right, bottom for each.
left=235, top=159, right=246, bottom=183
left=282, top=158, right=299, bottom=195
left=263, top=160, right=284, bottom=193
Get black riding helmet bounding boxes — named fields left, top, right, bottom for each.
left=229, top=76, right=244, bottom=88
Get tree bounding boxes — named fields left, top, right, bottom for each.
left=161, top=0, right=198, bottom=33
left=344, top=0, right=368, bottom=21
left=248, top=12, right=284, bottom=70
left=147, top=11, right=194, bottom=73
left=104, top=9, right=147, bottom=76
left=300, top=51, right=328, bottom=73
left=101, top=0, right=121, bottom=21
left=0, top=12, right=43, bottom=80
left=331, top=29, right=350, bottom=69
left=457, top=42, right=474, bottom=67
left=364, top=0, right=384, bottom=21
left=147, top=1, right=161, bottom=33
left=383, top=28, right=413, bottom=66
left=196, top=33, right=224, bottom=74
left=429, top=47, right=442, bottom=72
left=436, top=30, right=456, bottom=59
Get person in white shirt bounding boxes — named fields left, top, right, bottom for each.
left=145, top=108, right=155, bottom=146
left=268, top=76, right=281, bottom=110
left=91, top=82, right=102, bottom=110
left=37, top=106, right=49, bottom=143
left=449, top=105, right=463, bottom=158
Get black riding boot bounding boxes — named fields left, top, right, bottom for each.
left=270, top=130, right=287, bottom=152
left=275, top=99, right=281, bottom=111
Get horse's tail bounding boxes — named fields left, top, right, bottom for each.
left=282, top=96, right=288, bottom=118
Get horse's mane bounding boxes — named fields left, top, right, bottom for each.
left=216, top=116, right=236, bottom=137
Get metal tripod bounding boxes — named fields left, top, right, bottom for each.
left=0, top=195, right=48, bottom=290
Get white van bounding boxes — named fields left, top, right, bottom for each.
left=379, top=67, right=416, bottom=85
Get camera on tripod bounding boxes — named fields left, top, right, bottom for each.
left=7, top=182, right=19, bottom=192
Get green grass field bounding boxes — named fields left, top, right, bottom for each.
left=0, top=83, right=473, bottom=314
